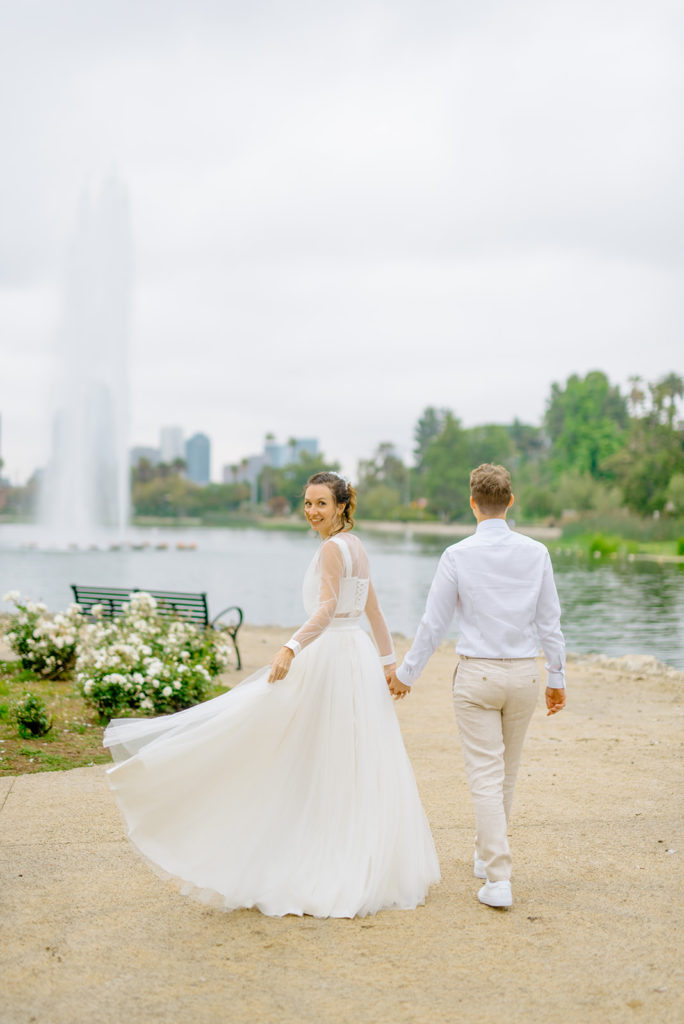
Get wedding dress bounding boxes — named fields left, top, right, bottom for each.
left=103, top=532, right=440, bottom=918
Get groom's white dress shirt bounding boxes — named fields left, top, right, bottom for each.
left=396, top=518, right=566, bottom=688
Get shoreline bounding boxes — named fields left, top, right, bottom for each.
left=358, top=519, right=563, bottom=540
left=3, top=518, right=684, bottom=563
left=0, top=515, right=559, bottom=538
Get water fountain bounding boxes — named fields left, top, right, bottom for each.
left=39, top=175, right=133, bottom=548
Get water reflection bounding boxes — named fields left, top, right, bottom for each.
left=550, top=555, right=684, bottom=667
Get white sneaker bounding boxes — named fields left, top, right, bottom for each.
left=478, top=880, right=513, bottom=908
left=473, top=855, right=487, bottom=879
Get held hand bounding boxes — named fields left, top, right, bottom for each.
left=545, top=687, right=566, bottom=716
left=268, top=646, right=294, bottom=684
left=387, top=670, right=411, bottom=701
left=383, top=663, right=397, bottom=688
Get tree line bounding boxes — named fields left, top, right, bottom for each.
left=355, top=370, right=684, bottom=522
left=1, top=370, right=681, bottom=524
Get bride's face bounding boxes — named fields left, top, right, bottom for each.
left=304, top=484, right=345, bottom=538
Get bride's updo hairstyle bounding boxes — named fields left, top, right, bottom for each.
left=306, top=472, right=357, bottom=531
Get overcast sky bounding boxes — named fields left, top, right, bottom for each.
left=1, top=0, right=682, bottom=484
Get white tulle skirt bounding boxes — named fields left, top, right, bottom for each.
left=104, top=622, right=440, bottom=918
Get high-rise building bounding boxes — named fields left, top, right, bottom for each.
left=263, top=436, right=318, bottom=469
left=185, top=433, right=211, bottom=485
left=224, top=436, right=319, bottom=502
left=129, top=445, right=161, bottom=468
left=160, top=426, right=184, bottom=464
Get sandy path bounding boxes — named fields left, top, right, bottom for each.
left=1, top=626, right=683, bottom=1024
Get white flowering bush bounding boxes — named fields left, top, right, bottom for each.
left=3, top=591, right=83, bottom=678
left=75, top=592, right=234, bottom=720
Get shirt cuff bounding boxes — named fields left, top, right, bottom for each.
left=546, top=670, right=565, bottom=689
left=379, top=652, right=396, bottom=667
left=395, top=663, right=414, bottom=686
left=284, top=640, right=301, bottom=657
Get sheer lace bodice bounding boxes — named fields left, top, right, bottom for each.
left=286, top=533, right=395, bottom=665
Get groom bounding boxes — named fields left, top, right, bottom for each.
left=388, top=463, right=566, bottom=909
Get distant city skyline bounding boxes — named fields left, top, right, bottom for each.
left=127, top=428, right=318, bottom=492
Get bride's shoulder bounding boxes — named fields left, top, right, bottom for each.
left=319, top=535, right=348, bottom=560
left=329, top=531, right=361, bottom=551
left=324, top=531, right=363, bottom=558
left=329, top=531, right=366, bottom=563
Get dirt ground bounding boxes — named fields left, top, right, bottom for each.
left=1, top=625, right=683, bottom=1024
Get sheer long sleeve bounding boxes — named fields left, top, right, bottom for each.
left=364, top=580, right=396, bottom=666
left=284, top=541, right=345, bottom=656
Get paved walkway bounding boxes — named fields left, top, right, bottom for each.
left=1, top=632, right=683, bottom=1024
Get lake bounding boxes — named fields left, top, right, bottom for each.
left=1, top=523, right=683, bottom=669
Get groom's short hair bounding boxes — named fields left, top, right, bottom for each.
left=470, top=463, right=512, bottom=515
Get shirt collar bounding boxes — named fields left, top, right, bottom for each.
left=475, top=518, right=510, bottom=533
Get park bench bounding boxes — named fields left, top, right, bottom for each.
left=70, top=585, right=244, bottom=669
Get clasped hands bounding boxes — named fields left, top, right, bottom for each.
left=386, top=667, right=411, bottom=700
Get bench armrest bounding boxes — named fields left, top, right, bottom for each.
left=210, top=606, right=244, bottom=670
left=210, top=605, right=243, bottom=631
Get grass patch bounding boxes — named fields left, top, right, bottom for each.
left=0, top=657, right=231, bottom=777
left=16, top=746, right=104, bottom=772
left=0, top=659, right=109, bottom=776
left=548, top=533, right=679, bottom=559
left=560, top=512, right=684, bottom=544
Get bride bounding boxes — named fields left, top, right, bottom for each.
left=104, top=472, right=440, bottom=918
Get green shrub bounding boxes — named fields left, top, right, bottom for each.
left=677, top=537, right=684, bottom=557
left=10, top=693, right=52, bottom=738
left=666, top=474, right=684, bottom=515
left=588, top=533, right=620, bottom=557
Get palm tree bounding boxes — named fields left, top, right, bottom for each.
left=627, top=375, right=646, bottom=418
left=656, top=372, right=684, bottom=427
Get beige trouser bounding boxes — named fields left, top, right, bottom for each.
left=452, top=656, right=539, bottom=883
